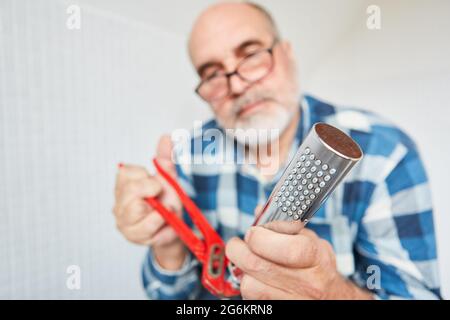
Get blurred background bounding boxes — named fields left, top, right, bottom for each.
left=0, top=0, right=449, bottom=299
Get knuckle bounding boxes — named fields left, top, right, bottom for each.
left=143, top=217, right=159, bottom=236
left=124, top=180, right=140, bottom=195
left=301, top=228, right=319, bottom=241
left=150, top=212, right=164, bottom=224
left=129, top=199, right=149, bottom=215
left=121, top=203, right=134, bottom=218
left=225, top=237, right=239, bottom=257
left=122, top=178, right=159, bottom=197
left=142, top=177, right=162, bottom=196
left=319, top=239, right=333, bottom=253
left=126, top=236, right=140, bottom=245
left=306, top=241, right=319, bottom=263
left=122, top=229, right=142, bottom=245
left=114, top=221, right=141, bottom=244
left=243, top=253, right=264, bottom=273
left=318, top=239, right=336, bottom=267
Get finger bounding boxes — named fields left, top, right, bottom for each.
left=150, top=225, right=179, bottom=247
left=115, top=177, right=162, bottom=216
left=262, top=221, right=320, bottom=239
left=226, top=237, right=297, bottom=292
left=117, top=198, right=151, bottom=226
left=240, top=274, right=293, bottom=300
left=116, top=164, right=150, bottom=194
left=121, top=212, right=166, bottom=243
left=262, top=220, right=305, bottom=235
left=244, top=226, right=320, bottom=268
left=155, top=134, right=176, bottom=177
left=299, top=227, right=320, bottom=240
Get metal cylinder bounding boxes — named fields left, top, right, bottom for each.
left=253, top=122, right=363, bottom=227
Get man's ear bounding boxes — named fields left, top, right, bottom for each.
left=280, top=40, right=298, bottom=79
left=279, top=40, right=294, bottom=59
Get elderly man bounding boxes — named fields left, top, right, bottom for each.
left=113, top=2, right=441, bottom=299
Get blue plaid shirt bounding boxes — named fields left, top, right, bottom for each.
left=142, top=95, right=441, bottom=300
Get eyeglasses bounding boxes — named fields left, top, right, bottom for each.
left=195, top=39, right=279, bottom=102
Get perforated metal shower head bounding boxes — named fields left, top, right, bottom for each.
left=253, top=122, right=363, bottom=227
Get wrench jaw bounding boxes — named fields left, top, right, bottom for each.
left=202, top=244, right=240, bottom=298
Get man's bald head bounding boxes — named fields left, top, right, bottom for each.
left=244, top=2, right=280, bottom=38
left=188, top=2, right=279, bottom=65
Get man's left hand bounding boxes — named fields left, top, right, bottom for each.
left=225, top=219, right=373, bottom=300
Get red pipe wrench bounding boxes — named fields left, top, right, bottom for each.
left=145, top=158, right=240, bottom=298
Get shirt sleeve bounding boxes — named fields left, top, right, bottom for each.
left=142, top=249, right=202, bottom=300
left=351, top=139, right=442, bottom=299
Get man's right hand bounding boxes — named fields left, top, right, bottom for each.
left=113, top=135, right=187, bottom=270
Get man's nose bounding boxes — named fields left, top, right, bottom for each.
left=228, top=73, right=249, bottom=97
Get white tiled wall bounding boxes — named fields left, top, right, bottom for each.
left=0, top=0, right=208, bottom=299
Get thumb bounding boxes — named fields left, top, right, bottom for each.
left=155, top=134, right=176, bottom=177
left=262, top=220, right=304, bottom=235
left=253, top=204, right=303, bottom=235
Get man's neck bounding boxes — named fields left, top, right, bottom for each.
left=248, top=108, right=300, bottom=181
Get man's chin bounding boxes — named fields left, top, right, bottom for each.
left=237, top=99, right=269, bottom=119
left=231, top=111, right=291, bottom=148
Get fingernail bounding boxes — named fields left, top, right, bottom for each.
left=118, top=163, right=124, bottom=169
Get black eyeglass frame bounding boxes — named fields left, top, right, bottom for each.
left=195, top=38, right=280, bottom=102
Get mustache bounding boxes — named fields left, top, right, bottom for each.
left=232, top=90, right=275, bottom=115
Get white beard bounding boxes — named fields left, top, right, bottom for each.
left=229, top=106, right=292, bottom=148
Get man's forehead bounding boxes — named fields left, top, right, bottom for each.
left=188, top=3, right=275, bottom=69
left=191, top=29, right=272, bottom=70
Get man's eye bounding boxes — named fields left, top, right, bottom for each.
left=203, top=70, right=222, bottom=81
left=243, top=45, right=263, bottom=57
